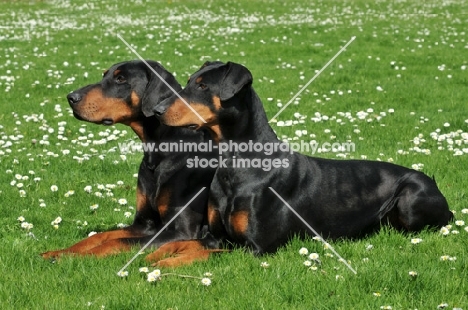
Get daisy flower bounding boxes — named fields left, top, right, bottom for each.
left=147, top=269, right=161, bottom=282
left=146, top=273, right=158, bottom=282
left=200, top=278, right=211, bottom=286
left=21, top=222, right=33, bottom=230
left=51, top=216, right=62, bottom=225
left=117, top=270, right=128, bottom=277
left=260, top=262, right=270, bottom=268
left=440, top=226, right=450, bottom=235
left=298, top=247, right=308, bottom=255
left=410, top=238, right=423, bottom=244
left=118, top=198, right=127, bottom=205
left=408, top=271, right=418, bottom=277
left=50, top=185, right=58, bottom=192
left=308, top=253, right=320, bottom=261
left=64, top=190, right=75, bottom=197
left=440, top=255, right=456, bottom=261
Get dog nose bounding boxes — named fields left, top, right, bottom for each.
left=153, top=105, right=167, bottom=116
left=67, top=92, right=82, bottom=105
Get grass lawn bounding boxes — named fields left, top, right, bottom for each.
left=0, top=0, right=467, bottom=309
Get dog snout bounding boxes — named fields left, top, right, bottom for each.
left=153, top=97, right=170, bottom=116
left=153, top=105, right=167, bottom=116
left=67, top=92, right=82, bottom=106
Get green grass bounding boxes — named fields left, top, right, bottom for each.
left=1, top=0, right=468, bottom=309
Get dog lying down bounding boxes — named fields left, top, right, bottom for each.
left=146, top=61, right=453, bottom=267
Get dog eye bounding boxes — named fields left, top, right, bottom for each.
left=115, top=75, right=127, bottom=84
left=198, top=83, right=207, bottom=90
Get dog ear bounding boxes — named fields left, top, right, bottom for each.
left=219, top=62, right=253, bottom=101
left=200, top=61, right=225, bottom=69
left=141, top=62, right=181, bottom=117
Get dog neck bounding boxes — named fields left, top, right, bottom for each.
left=129, top=116, right=161, bottom=143
left=218, top=87, right=278, bottom=143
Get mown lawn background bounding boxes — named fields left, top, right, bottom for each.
left=0, top=0, right=467, bottom=309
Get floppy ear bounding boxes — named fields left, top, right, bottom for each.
left=219, top=62, right=253, bottom=101
left=141, top=63, right=181, bottom=117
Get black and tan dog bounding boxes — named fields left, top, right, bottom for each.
left=42, top=60, right=215, bottom=259
left=145, top=61, right=453, bottom=267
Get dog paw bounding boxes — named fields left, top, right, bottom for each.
left=149, top=250, right=212, bottom=268
left=41, top=250, right=62, bottom=259
left=145, top=240, right=210, bottom=267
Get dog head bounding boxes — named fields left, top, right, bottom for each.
left=67, top=60, right=181, bottom=126
left=153, top=61, right=253, bottom=141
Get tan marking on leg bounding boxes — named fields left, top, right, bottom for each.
left=136, top=186, right=147, bottom=212
left=80, top=239, right=132, bottom=257
left=230, top=211, right=249, bottom=236
left=41, top=229, right=145, bottom=258
left=156, top=189, right=170, bottom=218
left=145, top=240, right=205, bottom=262
left=145, top=240, right=227, bottom=267
left=207, top=202, right=219, bottom=227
